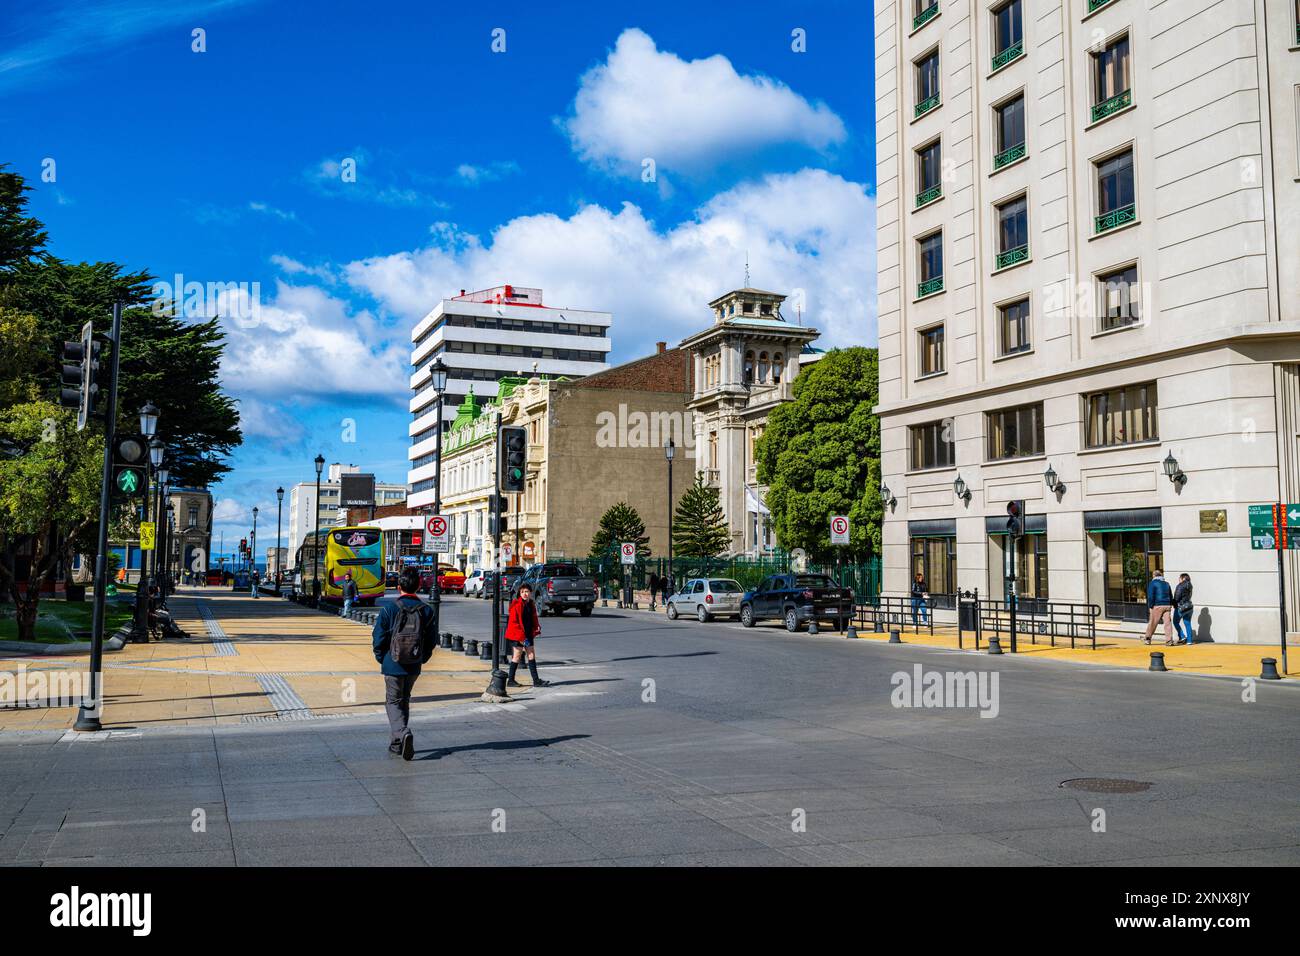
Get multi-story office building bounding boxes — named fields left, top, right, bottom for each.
left=875, top=0, right=1300, bottom=642
left=406, top=285, right=612, bottom=510
left=285, top=463, right=408, bottom=567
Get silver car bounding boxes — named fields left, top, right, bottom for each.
left=666, top=578, right=744, bottom=622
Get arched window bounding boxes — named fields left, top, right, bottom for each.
left=743, top=351, right=755, bottom=383
left=772, top=353, right=783, bottom=383
left=758, top=351, right=769, bottom=383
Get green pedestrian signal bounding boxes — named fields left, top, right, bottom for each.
left=116, top=468, right=142, bottom=495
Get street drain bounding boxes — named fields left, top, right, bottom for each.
left=1059, top=777, right=1152, bottom=794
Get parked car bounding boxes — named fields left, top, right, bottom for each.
left=463, top=568, right=487, bottom=597
left=385, top=570, right=399, bottom=590
left=666, top=578, right=744, bottom=622
left=515, top=562, right=597, bottom=616
left=739, top=573, right=855, bottom=632
left=437, top=563, right=465, bottom=593
left=482, top=567, right=526, bottom=601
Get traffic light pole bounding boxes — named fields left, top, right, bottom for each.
left=484, top=489, right=508, bottom=700
left=75, top=303, right=122, bottom=732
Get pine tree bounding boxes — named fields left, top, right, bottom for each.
left=590, top=502, right=650, bottom=560
left=672, top=473, right=731, bottom=560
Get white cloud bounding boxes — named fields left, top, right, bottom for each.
left=211, top=497, right=245, bottom=523
left=455, top=161, right=520, bottom=185
left=562, top=28, right=846, bottom=178
left=236, top=398, right=306, bottom=442
left=249, top=201, right=297, bottom=221
left=343, top=168, right=875, bottom=355
left=271, top=254, right=334, bottom=283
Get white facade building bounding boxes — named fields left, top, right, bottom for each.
left=406, top=285, right=612, bottom=510
left=286, top=463, right=408, bottom=568
left=875, top=0, right=1300, bottom=642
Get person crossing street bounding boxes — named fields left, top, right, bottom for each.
left=371, top=568, right=436, bottom=760
left=505, top=582, right=549, bottom=688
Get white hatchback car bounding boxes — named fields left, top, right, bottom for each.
left=463, top=569, right=487, bottom=597
left=666, top=578, right=744, bottom=622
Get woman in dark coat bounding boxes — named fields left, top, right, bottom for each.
left=1172, top=573, right=1194, bottom=645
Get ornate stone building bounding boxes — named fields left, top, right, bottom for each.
left=680, top=288, right=820, bottom=555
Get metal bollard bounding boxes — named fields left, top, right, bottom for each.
left=479, top=640, right=493, bottom=661
left=1149, top=651, right=1168, bottom=672
left=465, top=638, right=479, bottom=656
left=846, top=623, right=858, bottom=639
left=1260, top=657, right=1281, bottom=680
left=807, top=619, right=819, bottom=635
left=888, top=629, right=901, bottom=644
left=452, top=634, right=464, bottom=651
left=874, top=619, right=884, bottom=633
left=440, top=631, right=452, bottom=649
left=987, top=635, right=1003, bottom=655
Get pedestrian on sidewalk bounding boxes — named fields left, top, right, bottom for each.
left=1173, top=573, right=1195, bottom=645
left=910, top=572, right=929, bottom=626
left=1143, top=569, right=1175, bottom=645
left=505, top=582, right=550, bottom=688
left=648, top=571, right=660, bottom=610
left=372, top=567, right=436, bottom=760
left=341, top=572, right=358, bottom=617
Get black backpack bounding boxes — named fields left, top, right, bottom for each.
left=390, top=603, right=424, bottom=667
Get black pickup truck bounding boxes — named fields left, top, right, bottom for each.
left=512, top=562, right=598, bottom=616
left=739, top=573, right=855, bottom=632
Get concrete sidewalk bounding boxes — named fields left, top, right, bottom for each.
left=0, top=589, right=490, bottom=732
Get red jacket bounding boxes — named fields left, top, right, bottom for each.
left=505, top=596, right=539, bottom=642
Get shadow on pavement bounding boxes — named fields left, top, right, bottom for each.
left=417, top=733, right=591, bottom=760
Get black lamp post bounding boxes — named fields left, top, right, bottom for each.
left=275, top=486, right=284, bottom=589
left=665, top=438, right=675, bottom=597
left=312, top=452, right=325, bottom=600
left=129, top=406, right=160, bottom=642
left=156, top=465, right=170, bottom=593
left=430, top=358, right=448, bottom=628
left=251, top=506, right=259, bottom=598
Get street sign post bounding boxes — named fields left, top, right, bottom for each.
left=1248, top=502, right=1292, bottom=675
left=424, top=515, right=450, bottom=554
left=139, top=521, right=155, bottom=551
left=620, top=542, right=636, bottom=565
left=830, top=515, right=850, bottom=545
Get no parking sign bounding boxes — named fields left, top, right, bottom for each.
left=424, top=515, right=450, bottom=553
left=620, top=542, right=636, bottom=565
left=830, top=515, right=850, bottom=545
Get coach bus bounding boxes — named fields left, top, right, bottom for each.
left=295, top=526, right=385, bottom=604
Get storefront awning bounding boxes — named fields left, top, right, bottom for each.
left=908, top=518, right=956, bottom=537
left=1084, top=508, right=1162, bottom=533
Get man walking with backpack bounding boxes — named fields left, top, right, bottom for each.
left=372, top=567, right=436, bottom=760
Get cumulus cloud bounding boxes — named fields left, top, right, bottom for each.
left=236, top=397, right=306, bottom=442
left=562, top=28, right=846, bottom=178
left=455, top=161, right=520, bottom=185
left=343, top=168, right=875, bottom=354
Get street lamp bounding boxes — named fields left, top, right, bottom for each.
left=881, top=481, right=897, bottom=511
left=953, top=474, right=971, bottom=503
left=155, top=464, right=169, bottom=591
left=276, top=486, right=285, bottom=589
left=1044, top=464, right=1066, bottom=496
left=430, top=357, right=447, bottom=632
left=313, top=454, right=325, bottom=603
left=251, top=506, right=259, bottom=599
left=665, top=438, right=675, bottom=598
left=1163, top=450, right=1187, bottom=488
left=139, top=402, right=159, bottom=438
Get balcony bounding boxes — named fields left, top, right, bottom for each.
left=991, top=41, right=1023, bottom=73
left=915, top=184, right=942, bottom=209
left=1094, top=203, right=1136, bottom=234
left=914, top=92, right=941, bottom=119
left=917, top=276, right=944, bottom=299
left=993, top=142, right=1026, bottom=170
left=702, top=469, right=721, bottom=487
left=995, top=244, right=1029, bottom=270
left=1090, top=88, right=1132, bottom=123
left=912, top=3, right=939, bottom=31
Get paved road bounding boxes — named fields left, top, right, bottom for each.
left=1, top=592, right=1296, bottom=866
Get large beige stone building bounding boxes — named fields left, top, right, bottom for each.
left=875, top=0, right=1300, bottom=642
left=680, top=288, right=820, bottom=555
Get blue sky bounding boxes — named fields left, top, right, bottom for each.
left=3, top=0, right=875, bottom=562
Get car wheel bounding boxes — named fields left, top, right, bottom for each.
left=740, top=605, right=755, bottom=628
left=666, top=604, right=678, bottom=620
left=579, top=605, right=593, bottom=617
left=552, top=606, right=565, bottom=615
left=696, top=605, right=710, bottom=623
left=785, top=608, right=802, bottom=633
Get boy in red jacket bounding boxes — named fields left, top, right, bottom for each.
left=505, top=583, right=550, bottom=688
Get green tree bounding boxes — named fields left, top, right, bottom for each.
left=0, top=164, right=47, bottom=271
left=0, top=402, right=103, bottom=641
left=590, top=502, right=651, bottom=587
left=672, top=473, right=730, bottom=561
left=755, top=347, right=882, bottom=561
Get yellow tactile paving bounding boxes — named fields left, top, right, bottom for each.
left=0, top=589, right=491, bottom=731
left=849, top=622, right=1297, bottom=680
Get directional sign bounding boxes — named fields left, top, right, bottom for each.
left=830, top=515, right=850, bottom=545
left=620, top=542, right=636, bottom=565
left=1248, top=503, right=1300, bottom=549
left=424, top=515, right=450, bottom=553
left=139, top=521, right=156, bottom=551
left=1248, top=503, right=1300, bottom=528
left=115, top=468, right=142, bottom=495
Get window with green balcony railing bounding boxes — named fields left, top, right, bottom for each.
left=991, top=40, right=1023, bottom=73
left=1095, top=203, right=1136, bottom=234
left=995, top=244, right=1029, bottom=270
left=1091, top=88, right=1131, bottom=123
left=913, top=3, right=939, bottom=30
left=915, top=92, right=941, bottom=119
left=994, top=142, right=1026, bottom=170
left=1087, top=0, right=1114, bottom=13
left=916, top=184, right=942, bottom=208
left=917, top=276, right=944, bottom=298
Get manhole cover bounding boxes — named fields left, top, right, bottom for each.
left=1059, top=777, right=1153, bottom=794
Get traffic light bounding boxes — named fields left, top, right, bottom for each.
left=59, top=320, right=100, bottom=431
left=112, top=435, right=148, bottom=497
left=1006, top=499, right=1025, bottom=538
left=498, top=426, right=527, bottom=493
left=488, top=494, right=510, bottom=536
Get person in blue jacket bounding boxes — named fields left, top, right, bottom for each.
left=1143, top=569, right=1174, bottom=645
left=372, top=568, right=436, bottom=759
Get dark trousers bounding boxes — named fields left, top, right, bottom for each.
left=384, top=674, right=419, bottom=741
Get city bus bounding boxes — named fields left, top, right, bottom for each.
left=295, top=526, right=385, bottom=604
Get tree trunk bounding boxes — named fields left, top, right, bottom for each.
left=14, top=593, right=38, bottom=643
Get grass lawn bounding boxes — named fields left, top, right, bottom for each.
left=0, top=599, right=133, bottom=644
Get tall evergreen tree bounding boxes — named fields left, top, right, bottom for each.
left=672, top=473, right=730, bottom=561
left=590, top=502, right=650, bottom=560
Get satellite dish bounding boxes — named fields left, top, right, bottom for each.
left=790, top=548, right=807, bottom=572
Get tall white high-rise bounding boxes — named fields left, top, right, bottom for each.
left=406, top=285, right=612, bottom=509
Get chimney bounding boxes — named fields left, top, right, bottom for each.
left=656, top=341, right=666, bottom=354
left=459, top=289, right=465, bottom=296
